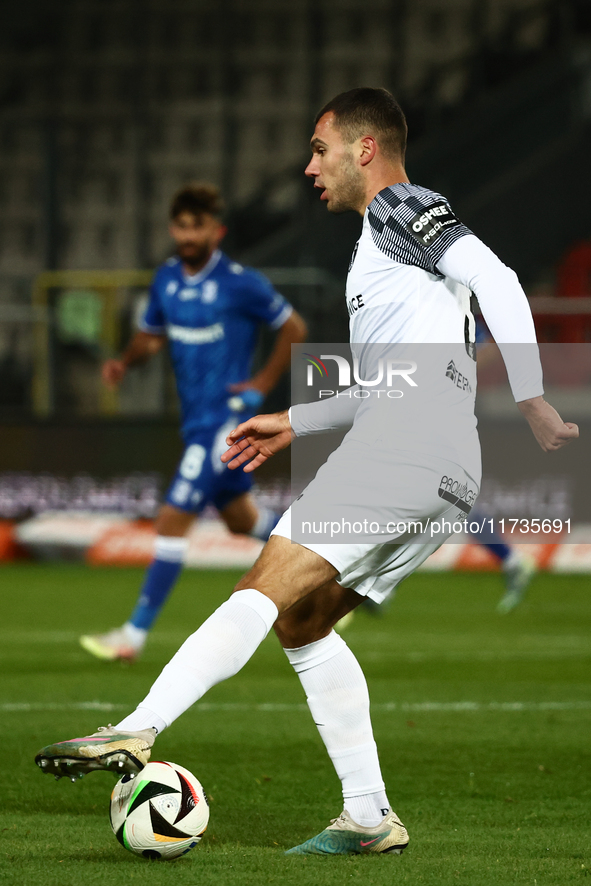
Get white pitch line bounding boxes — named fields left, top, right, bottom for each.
left=0, top=631, right=591, bottom=665
left=0, top=701, right=128, bottom=712
left=2, top=700, right=591, bottom=714
left=1, top=631, right=590, bottom=663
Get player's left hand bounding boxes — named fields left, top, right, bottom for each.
left=222, top=410, right=294, bottom=472
left=518, top=396, right=579, bottom=451
left=226, top=386, right=264, bottom=413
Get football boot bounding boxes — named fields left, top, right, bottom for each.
left=497, top=555, right=537, bottom=614
left=285, top=808, right=409, bottom=856
left=79, top=627, right=141, bottom=662
left=35, top=725, right=156, bottom=781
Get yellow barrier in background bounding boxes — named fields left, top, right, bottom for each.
left=32, top=270, right=152, bottom=417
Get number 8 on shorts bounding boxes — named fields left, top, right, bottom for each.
left=179, top=444, right=207, bottom=480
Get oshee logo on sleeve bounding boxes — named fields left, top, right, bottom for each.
left=406, top=202, right=462, bottom=246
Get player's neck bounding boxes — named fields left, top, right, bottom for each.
left=359, top=166, right=410, bottom=215
left=181, top=250, right=216, bottom=277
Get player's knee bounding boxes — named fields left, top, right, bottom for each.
left=155, top=505, right=193, bottom=537
left=273, top=616, right=306, bottom=649
left=224, top=514, right=255, bottom=535
left=221, top=494, right=258, bottom=535
left=273, top=609, right=326, bottom=648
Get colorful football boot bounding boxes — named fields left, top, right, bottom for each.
left=79, top=627, right=141, bottom=662
left=285, top=808, right=409, bottom=855
left=35, top=725, right=156, bottom=781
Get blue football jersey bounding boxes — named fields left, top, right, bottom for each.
left=140, top=250, right=293, bottom=436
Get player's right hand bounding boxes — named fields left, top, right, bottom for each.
left=101, top=359, right=126, bottom=389
left=222, top=410, right=294, bottom=472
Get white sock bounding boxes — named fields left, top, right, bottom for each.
left=122, top=622, right=148, bottom=649
left=503, top=549, right=523, bottom=571
left=345, top=791, right=391, bottom=828
left=116, top=707, right=167, bottom=734
left=284, top=631, right=389, bottom=827
left=249, top=507, right=279, bottom=541
left=154, top=535, right=190, bottom=562
left=115, top=589, right=278, bottom=732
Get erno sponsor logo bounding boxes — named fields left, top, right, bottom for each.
left=438, top=475, right=477, bottom=514
left=406, top=201, right=461, bottom=246
left=445, top=359, right=472, bottom=393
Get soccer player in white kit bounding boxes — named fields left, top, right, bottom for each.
left=36, top=88, right=578, bottom=856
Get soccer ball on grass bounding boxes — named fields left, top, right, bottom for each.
left=110, top=760, right=209, bottom=859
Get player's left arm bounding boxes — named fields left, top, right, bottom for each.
left=229, top=310, right=307, bottom=399
left=516, top=396, right=578, bottom=452
left=436, top=235, right=579, bottom=451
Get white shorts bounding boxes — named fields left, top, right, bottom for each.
left=272, top=452, right=479, bottom=604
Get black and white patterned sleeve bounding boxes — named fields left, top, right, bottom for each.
left=367, top=183, right=472, bottom=274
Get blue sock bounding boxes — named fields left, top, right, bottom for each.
left=485, top=542, right=512, bottom=563
left=129, top=536, right=189, bottom=631
left=249, top=507, right=281, bottom=541
left=469, top=516, right=512, bottom=563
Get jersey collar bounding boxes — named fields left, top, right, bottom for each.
left=181, top=249, right=222, bottom=285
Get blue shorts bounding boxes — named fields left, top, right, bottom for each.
left=165, top=420, right=253, bottom=514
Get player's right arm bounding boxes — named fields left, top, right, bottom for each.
left=103, top=272, right=168, bottom=389
left=102, top=331, right=166, bottom=389
left=222, top=390, right=361, bottom=471
left=222, top=410, right=294, bottom=472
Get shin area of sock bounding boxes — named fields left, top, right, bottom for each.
left=134, top=589, right=278, bottom=727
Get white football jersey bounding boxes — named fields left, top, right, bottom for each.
left=341, top=182, right=480, bottom=479
left=346, top=182, right=474, bottom=345
left=288, top=183, right=542, bottom=554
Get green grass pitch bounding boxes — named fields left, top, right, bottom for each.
left=0, top=563, right=589, bottom=886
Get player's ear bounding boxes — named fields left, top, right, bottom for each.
left=359, top=136, right=377, bottom=167
left=217, top=224, right=228, bottom=242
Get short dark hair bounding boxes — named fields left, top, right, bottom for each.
left=315, top=87, right=407, bottom=162
left=169, top=182, right=224, bottom=220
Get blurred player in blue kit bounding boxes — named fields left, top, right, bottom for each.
left=80, top=183, right=306, bottom=661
